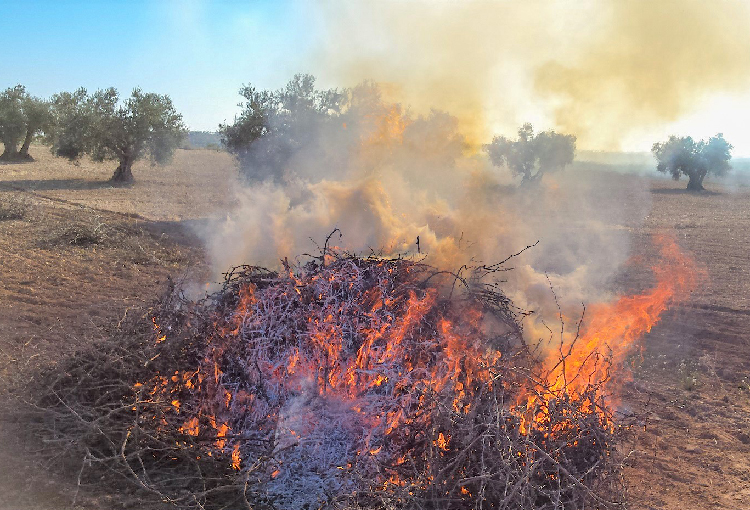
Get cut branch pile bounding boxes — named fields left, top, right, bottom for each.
left=22, top=250, right=623, bottom=509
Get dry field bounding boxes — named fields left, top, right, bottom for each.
left=620, top=178, right=750, bottom=509
left=0, top=146, right=748, bottom=509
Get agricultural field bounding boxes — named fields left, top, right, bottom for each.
left=0, top=147, right=749, bottom=509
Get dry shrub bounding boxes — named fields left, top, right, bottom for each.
left=19, top=251, right=623, bottom=509
left=0, top=195, right=29, bottom=221
left=118, top=235, right=189, bottom=267
left=38, top=215, right=188, bottom=267
left=43, top=217, right=110, bottom=247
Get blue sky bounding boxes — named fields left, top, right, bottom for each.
left=0, top=0, right=317, bottom=130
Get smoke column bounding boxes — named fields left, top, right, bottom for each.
left=201, top=83, right=651, bottom=344
left=534, top=0, right=750, bottom=149
left=198, top=0, right=745, bottom=342
left=304, top=0, right=750, bottom=150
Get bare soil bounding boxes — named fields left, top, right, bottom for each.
left=0, top=145, right=239, bottom=221
left=0, top=147, right=236, bottom=509
left=620, top=179, right=750, bottom=509
left=0, top=147, right=748, bottom=509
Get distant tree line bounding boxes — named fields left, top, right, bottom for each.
left=0, top=78, right=735, bottom=190
left=218, top=74, right=578, bottom=185
left=219, top=74, right=737, bottom=191
left=182, top=131, right=223, bottom=150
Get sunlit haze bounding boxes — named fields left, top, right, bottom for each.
left=3, top=0, right=750, bottom=155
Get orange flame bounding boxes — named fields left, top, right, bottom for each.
left=362, top=104, right=407, bottom=147
left=179, top=416, right=199, bottom=436
left=230, top=443, right=241, bottom=470
left=139, top=236, right=702, bottom=484
left=152, top=317, right=166, bottom=344
left=543, top=234, right=703, bottom=397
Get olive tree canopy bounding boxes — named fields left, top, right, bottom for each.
left=651, top=134, right=732, bottom=191
left=220, top=74, right=348, bottom=182
left=50, top=88, right=186, bottom=183
left=48, top=88, right=92, bottom=161
left=484, top=123, right=576, bottom=185
left=0, top=85, right=51, bottom=161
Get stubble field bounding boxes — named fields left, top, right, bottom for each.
left=0, top=146, right=748, bottom=510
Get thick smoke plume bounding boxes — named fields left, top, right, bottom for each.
left=306, top=0, right=750, bottom=150
left=310, top=0, right=571, bottom=145
left=534, top=0, right=750, bottom=149
left=203, top=82, right=649, bottom=344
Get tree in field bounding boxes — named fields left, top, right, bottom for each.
left=48, top=88, right=92, bottom=161
left=484, top=123, right=576, bottom=184
left=220, top=74, right=348, bottom=181
left=0, top=86, right=25, bottom=160
left=19, top=95, right=52, bottom=159
left=651, top=134, right=732, bottom=191
left=51, top=88, right=186, bottom=183
left=0, top=85, right=51, bottom=161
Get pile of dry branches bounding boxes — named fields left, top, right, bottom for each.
left=21, top=249, right=623, bottom=509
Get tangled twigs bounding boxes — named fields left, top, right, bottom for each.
left=19, top=250, right=624, bottom=509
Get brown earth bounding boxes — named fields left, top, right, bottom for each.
left=0, top=147, right=237, bottom=509
left=0, top=146, right=748, bottom=509
left=619, top=179, right=750, bottom=509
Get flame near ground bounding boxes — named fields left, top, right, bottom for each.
left=521, top=234, right=703, bottom=436
left=541, top=234, right=703, bottom=397
left=25, top=231, right=702, bottom=509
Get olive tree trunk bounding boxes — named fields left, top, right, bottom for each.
left=0, top=142, right=20, bottom=161
left=520, top=169, right=544, bottom=187
left=686, top=170, right=706, bottom=191
left=18, top=129, right=35, bottom=160
left=111, top=158, right=134, bottom=183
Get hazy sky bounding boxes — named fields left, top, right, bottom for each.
left=3, top=0, right=750, bottom=155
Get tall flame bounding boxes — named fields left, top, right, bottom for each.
left=543, top=234, right=704, bottom=397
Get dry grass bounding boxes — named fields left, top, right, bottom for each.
left=0, top=144, right=240, bottom=221
left=0, top=190, right=207, bottom=510
left=0, top=195, right=29, bottom=220
left=42, top=217, right=110, bottom=246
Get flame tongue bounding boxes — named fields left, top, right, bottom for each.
left=542, top=234, right=703, bottom=397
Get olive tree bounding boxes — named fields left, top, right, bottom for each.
left=220, top=74, right=348, bottom=182
left=0, top=85, right=50, bottom=161
left=51, top=88, right=186, bottom=183
left=48, top=88, right=91, bottom=160
left=484, top=123, right=576, bottom=184
left=652, top=134, right=732, bottom=191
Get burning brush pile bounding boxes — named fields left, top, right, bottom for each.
left=26, top=248, right=622, bottom=509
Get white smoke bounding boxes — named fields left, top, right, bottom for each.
left=200, top=85, right=650, bottom=343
